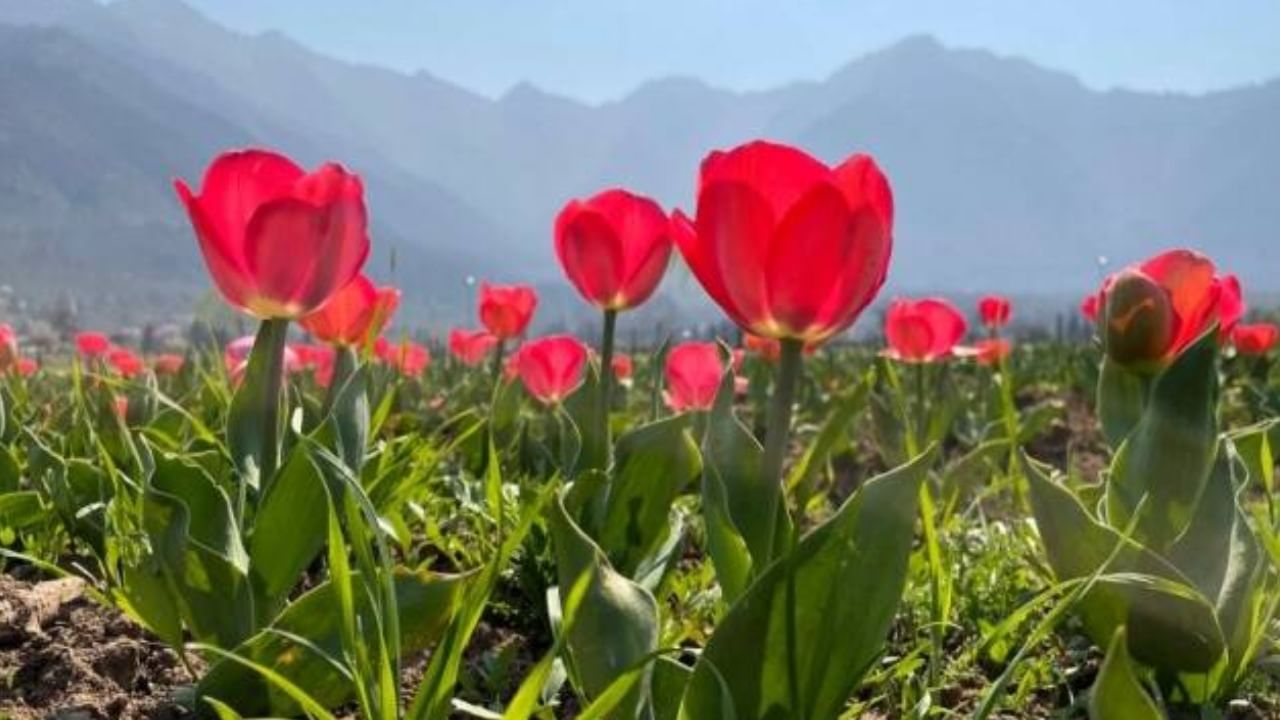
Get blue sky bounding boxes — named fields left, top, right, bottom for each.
left=172, top=0, right=1280, bottom=102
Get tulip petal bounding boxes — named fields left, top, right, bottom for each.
left=833, top=154, right=894, bottom=229
left=300, top=274, right=377, bottom=345
left=192, top=149, right=305, bottom=258
left=918, top=298, right=968, bottom=358
left=885, top=307, right=935, bottom=361
left=1140, top=250, right=1218, bottom=354
left=175, top=179, right=256, bottom=310
left=817, top=205, right=893, bottom=339
left=765, top=182, right=855, bottom=336
left=701, top=140, right=830, bottom=221
left=556, top=204, right=625, bottom=306
left=696, top=182, right=775, bottom=334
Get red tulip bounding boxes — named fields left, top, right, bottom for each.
left=1218, top=274, right=1245, bottom=338
left=16, top=358, right=37, bottom=377
left=300, top=274, right=400, bottom=347
left=1081, top=293, right=1101, bottom=323
left=114, top=396, right=129, bottom=421
left=883, top=298, right=968, bottom=363
left=978, top=295, right=1012, bottom=329
left=975, top=338, right=1012, bottom=366
left=152, top=353, right=185, bottom=376
left=611, top=353, right=634, bottom=380
left=107, top=347, right=144, bottom=378
left=673, top=140, right=893, bottom=344
left=174, top=149, right=370, bottom=319
left=1098, top=249, right=1234, bottom=369
left=514, top=335, right=588, bottom=405
left=377, top=339, right=431, bottom=377
left=0, top=324, right=16, bottom=373
left=76, top=332, right=111, bottom=359
left=554, top=188, right=674, bottom=311
left=665, top=342, right=724, bottom=412
left=1232, top=323, right=1279, bottom=356
left=449, top=328, right=499, bottom=366
left=478, top=282, right=537, bottom=340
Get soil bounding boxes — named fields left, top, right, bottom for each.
left=0, top=573, right=194, bottom=720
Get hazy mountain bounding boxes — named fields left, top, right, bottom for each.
left=1, top=0, right=1278, bottom=330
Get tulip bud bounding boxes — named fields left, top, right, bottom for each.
left=1104, top=271, right=1175, bottom=369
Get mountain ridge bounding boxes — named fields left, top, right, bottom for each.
left=0, top=0, right=1277, bottom=331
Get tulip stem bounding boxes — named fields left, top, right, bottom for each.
left=762, top=338, right=804, bottom=717
left=489, top=339, right=507, bottom=393
left=226, top=317, right=289, bottom=523
left=598, top=308, right=618, bottom=456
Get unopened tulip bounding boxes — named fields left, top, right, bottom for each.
left=377, top=339, right=430, bottom=377
left=301, top=274, right=400, bottom=347
left=449, top=328, right=499, bottom=366
left=107, top=347, right=144, bottom=378
left=664, top=342, right=724, bottom=412
left=611, top=353, right=634, bottom=380
left=514, top=335, right=588, bottom=405
left=478, top=283, right=537, bottom=340
left=76, top=332, right=110, bottom=359
left=555, top=189, right=674, bottom=311
left=673, top=140, right=893, bottom=344
left=1232, top=323, right=1279, bottom=356
left=174, top=149, right=370, bottom=319
left=978, top=295, right=1012, bottom=330
left=883, top=298, right=968, bottom=363
left=153, top=354, right=185, bottom=376
left=1098, top=249, right=1233, bottom=370
left=975, top=338, right=1012, bottom=366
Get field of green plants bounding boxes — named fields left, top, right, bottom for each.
left=1, top=142, right=1279, bottom=719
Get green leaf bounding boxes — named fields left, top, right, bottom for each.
left=565, top=362, right=607, bottom=475
left=1089, top=627, right=1163, bottom=720
left=1165, top=442, right=1265, bottom=688
left=1025, top=456, right=1225, bottom=673
left=249, top=445, right=329, bottom=621
left=651, top=656, right=692, bottom=720
left=1097, top=358, right=1148, bottom=449
left=227, top=318, right=289, bottom=493
left=702, top=371, right=790, bottom=587
left=679, top=446, right=936, bottom=720
left=0, top=491, right=46, bottom=530
left=1107, top=331, right=1219, bottom=548
left=198, top=569, right=468, bottom=715
left=143, top=450, right=255, bottom=647
left=317, top=348, right=369, bottom=474
left=595, top=415, right=701, bottom=579
left=549, top=493, right=659, bottom=717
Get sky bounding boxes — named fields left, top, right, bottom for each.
left=167, top=1, right=1280, bottom=103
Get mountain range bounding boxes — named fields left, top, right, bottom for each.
left=1, top=0, right=1278, bottom=331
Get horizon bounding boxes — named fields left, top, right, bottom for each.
left=106, top=0, right=1280, bottom=103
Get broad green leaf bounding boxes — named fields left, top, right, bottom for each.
left=549, top=494, right=658, bottom=718
left=0, top=491, right=46, bottom=530
left=317, top=349, right=369, bottom=474
left=1089, top=627, right=1162, bottom=720
left=702, top=371, right=790, bottom=582
left=1107, top=331, right=1218, bottom=548
left=595, top=415, right=701, bottom=579
left=565, top=362, right=607, bottom=475
left=227, top=318, right=289, bottom=492
left=679, top=447, right=936, bottom=720
left=1025, top=457, right=1225, bottom=672
left=198, top=569, right=468, bottom=715
left=144, top=450, right=255, bottom=647
left=1165, top=442, right=1265, bottom=689
left=249, top=445, right=329, bottom=622
left=1096, top=358, right=1147, bottom=449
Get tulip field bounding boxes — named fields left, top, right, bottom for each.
left=3, top=141, right=1280, bottom=720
